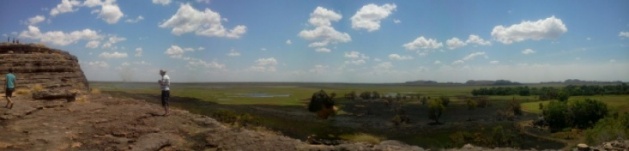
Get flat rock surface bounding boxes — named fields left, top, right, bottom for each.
left=2, top=93, right=624, bottom=151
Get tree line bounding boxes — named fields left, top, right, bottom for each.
left=471, top=83, right=629, bottom=99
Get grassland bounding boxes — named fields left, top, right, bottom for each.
left=91, top=82, right=629, bottom=149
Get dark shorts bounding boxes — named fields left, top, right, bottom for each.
left=5, top=88, right=14, bottom=97
left=161, top=90, right=170, bottom=107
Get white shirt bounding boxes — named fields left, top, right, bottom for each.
left=160, top=75, right=170, bottom=91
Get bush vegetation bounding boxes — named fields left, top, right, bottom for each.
left=584, top=112, right=629, bottom=144
left=428, top=99, right=445, bottom=124
left=471, top=83, right=629, bottom=98
left=543, top=99, right=608, bottom=132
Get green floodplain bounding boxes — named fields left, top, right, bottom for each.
left=91, top=82, right=629, bottom=150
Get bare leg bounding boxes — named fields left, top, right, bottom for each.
left=5, top=96, right=13, bottom=109
left=163, top=106, right=169, bottom=116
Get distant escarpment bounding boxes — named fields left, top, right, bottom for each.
left=0, top=43, right=89, bottom=93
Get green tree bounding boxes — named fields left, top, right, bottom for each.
left=538, top=102, right=544, bottom=110
left=308, top=90, right=336, bottom=119
left=558, top=90, right=570, bottom=102
left=372, top=91, right=380, bottom=99
left=428, top=99, right=445, bottom=124
left=585, top=112, right=629, bottom=144
left=439, top=96, right=450, bottom=107
left=467, top=99, right=477, bottom=121
left=420, top=97, right=428, bottom=105
left=543, top=101, right=571, bottom=132
left=571, top=99, right=608, bottom=128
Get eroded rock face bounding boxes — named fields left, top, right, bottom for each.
left=0, top=43, right=89, bottom=92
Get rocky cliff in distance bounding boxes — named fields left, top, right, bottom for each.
left=0, top=43, right=89, bottom=92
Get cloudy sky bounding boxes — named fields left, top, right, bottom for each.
left=1, top=0, right=628, bottom=83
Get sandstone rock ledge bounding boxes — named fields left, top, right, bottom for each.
left=1, top=93, right=625, bottom=151
left=0, top=93, right=431, bottom=151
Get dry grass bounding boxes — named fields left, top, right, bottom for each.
left=31, top=84, right=44, bottom=92
left=339, top=133, right=384, bottom=144
left=90, top=88, right=101, bottom=94
left=14, top=88, right=32, bottom=95
left=75, top=95, right=89, bottom=103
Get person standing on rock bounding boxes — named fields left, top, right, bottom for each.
left=158, top=69, right=170, bottom=116
left=4, top=68, right=16, bottom=109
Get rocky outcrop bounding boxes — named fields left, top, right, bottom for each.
left=0, top=43, right=89, bottom=92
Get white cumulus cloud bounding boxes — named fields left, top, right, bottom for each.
left=99, top=51, right=128, bottom=59
left=19, top=25, right=103, bottom=46
left=403, top=36, right=442, bottom=55
left=466, top=34, right=491, bottom=46
left=619, top=31, right=629, bottom=38
left=165, top=45, right=189, bottom=58
left=446, top=34, right=491, bottom=50
left=446, top=37, right=466, bottom=50
left=453, top=51, right=487, bottom=65
left=309, top=65, right=328, bottom=74
left=125, top=15, right=144, bottom=23
left=227, top=49, right=241, bottom=57
left=299, top=7, right=351, bottom=50
left=374, top=62, right=393, bottom=70
left=101, top=35, right=126, bottom=48
left=315, top=48, right=331, bottom=53
left=83, top=0, right=124, bottom=24
left=491, top=16, right=567, bottom=44
left=285, top=39, right=292, bottom=45
left=86, top=40, right=100, bottom=48
left=388, top=54, right=413, bottom=60
left=50, top=0, right=81, bottom=16
left=27, top=15, right=46, bottom=26
left=250, top=57, right=278, bottom=72
left=522, top=48, right=536, bottom=55
left=159, top=3, right=247, bottom=39
left=344, top=51, right=369, bottom=65
left=351, top=3, right=397, bottom=32
left=88, top=61, right=109, bottom=68
left=152, top=0, right=171, bottom=5
left=135, top=47, right=143, bottom=57
left=187, top=59, right=225, bottom=69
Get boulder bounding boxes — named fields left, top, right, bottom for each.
left=32, top=90, right=77, bottom=101
left=576, top=143, right=589, bottom=151
left=0, top=43, right=89, bottom=92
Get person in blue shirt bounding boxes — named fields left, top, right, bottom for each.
left=5, top=68, right=16, bottom=109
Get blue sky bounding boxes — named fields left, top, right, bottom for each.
left=1, top=0, right=628, bottom=83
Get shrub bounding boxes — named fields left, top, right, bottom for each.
left=543, top=101, right=571, bottom=132
left=439, top=96, right=450, bottom=107
left=543, top=99, right=608, bottom=131
left=466, top=99, right=477, bottom=110
left=570, top=99, right=608, bottom=129
left=308, top=90, right=336, bottom=119
left=557, top=90, right=570, bottom=102
left=14, top=88, right=31, bottom=95
left=90, top=88, right=102, bottom=94
left=428, top=99, right=445, bottom=124
left=31, top=84, right=44, bottom=92
left=475, top=97, right=489, bottom=108
left=539, top=102, right=544, bottom=110
left=510, top=99, right=522, bottom=116
left=420, top=97, right=428, bottom=105
left=584, top=112, right=629, bottom=144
